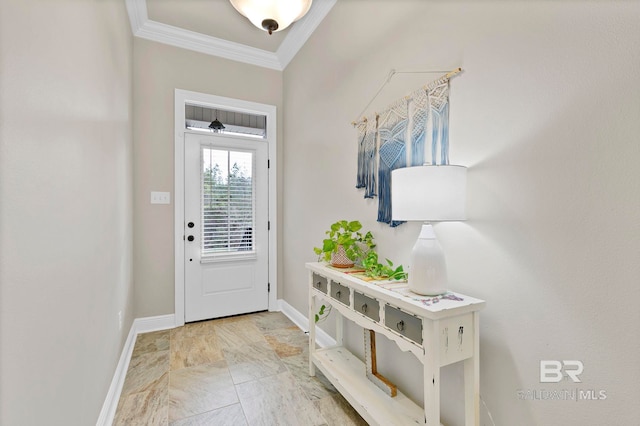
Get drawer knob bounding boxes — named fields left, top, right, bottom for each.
left=315, top=281, right=322, bottom=288
left=361, top=303, right=368, bottom=313
left=396, top=320, right=405, bottom=332
left=336, top=290, right=341, bottom=298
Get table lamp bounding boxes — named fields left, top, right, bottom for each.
left=391, top=165, right=467, bottom=295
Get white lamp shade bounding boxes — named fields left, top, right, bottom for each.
left=391, top=165, right=467, bottom=222
left=230, top=0, right=313, bottom=33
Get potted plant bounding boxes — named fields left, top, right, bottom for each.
left=313, top=220, right=375, bottom=268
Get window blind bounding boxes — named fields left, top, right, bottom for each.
left=201, top=148, right=255, bottom=256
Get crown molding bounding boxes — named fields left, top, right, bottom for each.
left=276, top=0, right=337, bottom=68
left=125, top=0, right=335, bottom=71
left=137, top=20, right=283, bottom=70
left=125, top=0, right=148, bottom=35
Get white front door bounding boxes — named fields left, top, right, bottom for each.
left=184, top=132, right=269, bottom=322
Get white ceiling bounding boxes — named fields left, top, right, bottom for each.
left=125, top=0, right=336, bottom=70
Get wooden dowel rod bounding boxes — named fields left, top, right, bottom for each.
left=445, top=67, right=462, bottom=79
left=352, top=67, right=463, bottom=126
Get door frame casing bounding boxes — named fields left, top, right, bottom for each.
left=174, top=89, right=277, bottom=327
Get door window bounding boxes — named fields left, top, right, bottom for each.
left=201, top=147, right=255, bottom=259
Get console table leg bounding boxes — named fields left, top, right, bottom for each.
left=464, top=312, right=480, bottom=426
left=308, top=285, right=316, bottom=377
left=336, top=314, right=344, bottom=346
left=423, top=320, right=440, bottom=426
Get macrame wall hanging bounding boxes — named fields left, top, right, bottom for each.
left=377, top=98, right=407, bottom=227
left=355, top=116, right=378, bottom=199
left=352, top=68, right=462, bottom=227
left=427, top=78, right=451, bottom=166
left=409, top=86, right=429, bottom=167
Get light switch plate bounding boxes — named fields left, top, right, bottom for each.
left=151, top=191, right=171, bottom=204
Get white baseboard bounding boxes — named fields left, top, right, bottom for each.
left=96, top=314, right=176, bottom=426
left=95, top=323, right=137, bottom=426
left=278, top=299, right=336, bottom=348
left=134, top=314, right=176, bottom=334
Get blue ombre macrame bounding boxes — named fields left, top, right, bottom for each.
left=355, top=120, right=367, bottom=189
left=377, top=99, right=408, bottom=227
left=428, top=80, right=450, bottom=165
left=353, top=73, right=456, bottom=229
left=410, top=87, right=429, bottom=166
left=362, top=116, right=378, bottom=198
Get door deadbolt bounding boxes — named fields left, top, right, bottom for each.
left=187, top=222, right=194, bottom=228
left=187, top=235, right=194, bottom=242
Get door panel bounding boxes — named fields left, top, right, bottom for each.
left=184, top=132, right=268, bottom=322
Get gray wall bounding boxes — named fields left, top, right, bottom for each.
left=283, top=1, right=640, bottom=425
left=0, top=0, right=134, bottom=424
left=2, top=1, right=638, bottom=424
left=132, top=38, right=284, bottom=317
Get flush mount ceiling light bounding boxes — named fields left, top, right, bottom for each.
left=229, top=0, right=313, bottom=35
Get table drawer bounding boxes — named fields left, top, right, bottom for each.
left=385, top=305, right=422, bottom=344
left=330, top=281, right=350, bottom=306
left=354, top=291, right=380, bottom=322
left=312, top=273, right=328, bottom=294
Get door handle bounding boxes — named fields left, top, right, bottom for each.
left=187, top=235, right=194, bottom=242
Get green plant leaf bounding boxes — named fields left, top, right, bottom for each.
left=322, top=239, right=336, bottom=252
left=337, top=235, right=351, bottom=245
left=348, top=221, right=362, bottom=232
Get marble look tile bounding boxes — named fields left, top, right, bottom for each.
left=168, top=404, right=247, bottom=426
left=115, top=312, right=371, bottom=426
left=114, top=373, right=169, bottom=426
left=236, top=371, right=326, bottom=426
left=218, top=314, right=256, bottom=324
left=214, top=318, right=265, bottom=350
left=170, top=320, right=218, bottom=340
left=250, top=311, right=296, bottom=331
left=132, top=330, right=170, bottom=358
left=170, top=333, right=224, bottom=371
left=315, top=394, right=368, bottom=426
left=122, top=350, right=170, bottom=396
left=223, top=340, right=288, bottom=384
left=168, top=360, right=238, bottom=422
left=263, top=326, right=309, bottom=358
left=281, top=353, right=337, bottom=400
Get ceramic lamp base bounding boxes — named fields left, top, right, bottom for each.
left=408, top=224, right=448, bottom=296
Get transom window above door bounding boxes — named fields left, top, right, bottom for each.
left=185, top=104, right=266, bottom=139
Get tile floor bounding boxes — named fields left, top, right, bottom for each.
left=114, top=311, right=367, bottom=425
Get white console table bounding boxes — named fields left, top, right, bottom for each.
left=306, top=262, right=485, bottom=426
